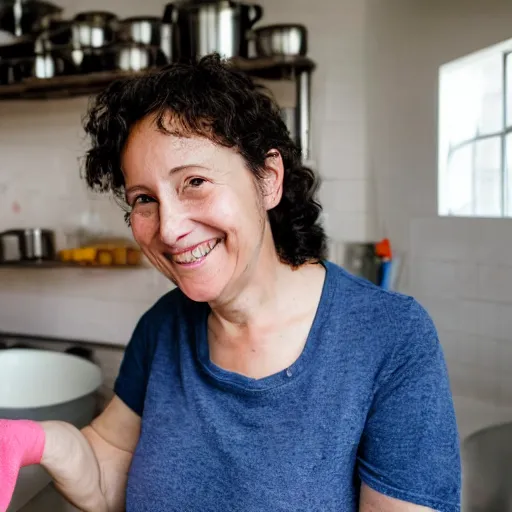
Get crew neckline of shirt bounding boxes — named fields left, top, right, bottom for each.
left=194, top=260, right=337, bottom=394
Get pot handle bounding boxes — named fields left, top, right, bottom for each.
left=247, top=4, right=263, bottom=26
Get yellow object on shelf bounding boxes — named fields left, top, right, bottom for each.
left=58, top=244, right=142, bottom=267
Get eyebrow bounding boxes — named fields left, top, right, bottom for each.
left=124, top=164, right=210, bottom=196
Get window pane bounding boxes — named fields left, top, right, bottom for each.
left=507, top=53, right=512, bottom=127
left=477, top=53, right=503, bottom=135
left=445, top=144, right=473, bottom=215
left=506, top=134, right=512, bottom=215
left=474, top=137, right=502, bottom=216
left=440, top=52, right=503, bottom=147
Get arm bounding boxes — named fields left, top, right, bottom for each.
left=41, top=395, right=140, bottom=512
left=360, top=484, right=434, bottom=511
left=357, top=299, right=460, bottom=512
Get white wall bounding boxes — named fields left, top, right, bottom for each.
left=367, top=0, right=512, bottom=437
left=0, top=0, right=370, bottom=344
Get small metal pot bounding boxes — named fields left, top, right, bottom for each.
left=101, top=42, right=168, bottom=72
left=0, top=228, right=56, bottom=262
left=71, top=10, right=118, bottom=49
left=252, top=23, right=307, bottom=57
left=118, top=16, right=162, bottom=46
left=0, top=0, right=62, bottom=37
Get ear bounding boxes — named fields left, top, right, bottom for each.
left=261, top=149, right=284, bottom=211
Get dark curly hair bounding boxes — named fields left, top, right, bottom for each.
left=83, top=54, right=327, bottom=266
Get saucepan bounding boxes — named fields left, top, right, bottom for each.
left=0, top=228, right=56, bottom=262
left=0, top=0, right=62, bottom=37
left=251, top=23, right=308, bottom=57
left=0, top=349, right=103, bottom=511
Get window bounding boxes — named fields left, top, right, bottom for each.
left=438, top=39, right=512, bottom=217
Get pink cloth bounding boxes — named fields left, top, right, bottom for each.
left=0, top=420, right=45, bottom=512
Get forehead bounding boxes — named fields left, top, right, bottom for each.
left=121, top=115, right=224, bottom=171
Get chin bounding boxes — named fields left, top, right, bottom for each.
left=177, top=282, right=223, bottom=303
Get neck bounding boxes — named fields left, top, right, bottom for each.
left=209, top=246, right=293, bottom=333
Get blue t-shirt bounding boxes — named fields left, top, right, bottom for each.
left=114, top=261, right=461, bottom=511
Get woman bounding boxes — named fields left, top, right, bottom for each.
left=0, top=55, right=460, bottom=512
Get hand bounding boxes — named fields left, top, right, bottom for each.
left=0, top=420, right=45, bottom=512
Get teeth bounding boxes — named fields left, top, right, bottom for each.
left=172, top=239, right=219, bottom=264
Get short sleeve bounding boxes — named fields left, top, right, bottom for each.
left=114, top=314, right=154, bottom=417
left=357, top=299, right=461, bottom=511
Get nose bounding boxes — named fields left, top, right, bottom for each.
left=158, top=201, right=190, bottom=247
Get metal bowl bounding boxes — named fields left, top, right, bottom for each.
left=0, top=349, right=103, bottom=511
left=252, top=23, right=307, bottom=57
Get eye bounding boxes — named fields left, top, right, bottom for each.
left=133, top=194, right=155, bottom=206
left=187, top=177, right=206, bottom=188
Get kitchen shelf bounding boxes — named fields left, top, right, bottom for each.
left=0, top=260, right=144, bottom=269
left=0, top=55, right=316, bottom=101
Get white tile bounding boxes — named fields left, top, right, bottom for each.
left=410, top=217, right=474, bottom=261
left=409, top=259, right=478, bottom=300
left=476, top=302, right=512, bottom=341
left=416, top=296, right=478, bottom=335
left=478, top=264, right=512, bottom=304
left=318, top=179, right=368, bottom=214
left=323, top=211, right=369, bottom=242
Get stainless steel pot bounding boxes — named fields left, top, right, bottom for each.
left=0, top=0, right=62, bottom=37
left=118, top=16, right=162, bottom=46
left=118, top=16, right=175, bottom=65
left=102, top=42, right=168, bottom=72
left=0, top=349, right=103, bottom=511
left=176, top=0, right=263, bottom=59
left=252, top=23, right=307, bottom=57
left=71, top=10, right=118, bottom=49
left=0, top=228, right=56, bottom=262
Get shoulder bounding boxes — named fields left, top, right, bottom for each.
left=325, top=259, right=432, bottom=326
left=324, top=260, right=438, bottom=370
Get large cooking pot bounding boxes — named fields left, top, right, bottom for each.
left=174, top=0, right=263, bottom=59
left=0, top=349, right=103, bottom=511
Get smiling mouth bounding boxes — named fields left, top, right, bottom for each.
left=165, top=238, right=221, bottom=265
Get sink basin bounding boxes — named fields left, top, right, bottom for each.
left=462, top=422, right=512, bottom=512
left=0, top=349, right=102, bottom=511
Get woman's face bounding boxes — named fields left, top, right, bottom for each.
left=121, top=115, right=282, bottom=303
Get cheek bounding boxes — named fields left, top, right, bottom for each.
left=130, top=211, right=159, bottom=245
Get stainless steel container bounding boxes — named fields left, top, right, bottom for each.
left=71, top=11, right=117, bottom=49
left=118, top=16, right=174, bottom=65
left=0, top=228, right=56, bottom=261
left=0, top=0, right=62, bottom=37
left=0, top=349, right=103, bottom=511
left=176, top=0, right=263, bottom=59
left=462, top=422, right=512, bottom=512
left=118, top=16, right=162, bottom=46
left=104, top=42, right=168, bottom=72
left=252, top=23, right=307, bottom=57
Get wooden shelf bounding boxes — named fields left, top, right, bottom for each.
left=0, top=56, right=316, bottom=101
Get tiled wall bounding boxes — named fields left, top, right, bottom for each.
left=367, top=0, right=512, bottom=438
left=0, top=0, right=369, bottom=345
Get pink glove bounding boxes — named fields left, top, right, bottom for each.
left=0, top=420, right=45, bottom=512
